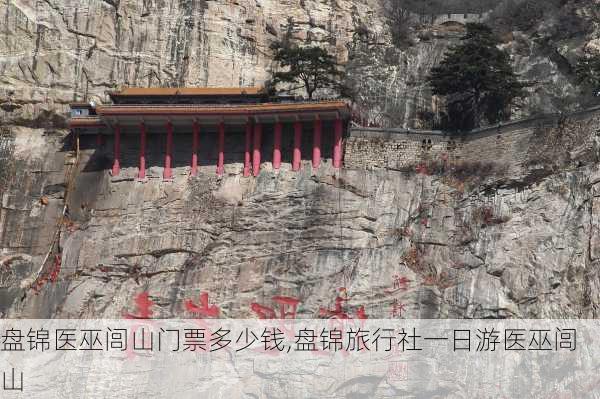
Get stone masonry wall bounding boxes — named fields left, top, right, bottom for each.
left=344, top=129, right=454, bottom=170
left=344, top=106, right=600, bottom=179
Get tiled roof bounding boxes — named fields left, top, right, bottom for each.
left=96, top=101, right=350, bottom=116
left=109, top=87, right=265, bottom=96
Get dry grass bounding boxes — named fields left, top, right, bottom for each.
left=403, top=157, right=508, bottom=192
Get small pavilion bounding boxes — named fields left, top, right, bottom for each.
left=69, top=87, right=350, bottom=179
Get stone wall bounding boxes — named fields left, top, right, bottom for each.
left=343, top=128, right=452, bottom=170
left=344, top=106, right=600, bottom=179
left=432, top=13, right=488, bottom=26
left=82, top=106, right=600, bottom=181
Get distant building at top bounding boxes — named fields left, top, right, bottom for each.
left=431, top=12, right=488, bottom=26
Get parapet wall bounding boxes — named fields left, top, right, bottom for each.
left=344, top=106, right=600, bottom=177
left=344, top=128, right=451, bottom=170
left=432, top=12, right=487, bottom=26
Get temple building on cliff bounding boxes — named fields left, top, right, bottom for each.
left=69, top=87, right=350, bottom=179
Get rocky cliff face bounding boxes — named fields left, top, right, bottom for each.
left=2, top=0, right=599, bottom=128
left=1, top=0, right=600, bottom=319
left=1, top=111, right=600, bottom=318
left=0, top=0, right=383, bottom=125
left=347, top=0, right=600, bottom=127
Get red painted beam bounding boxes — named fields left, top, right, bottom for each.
left=111, top=124, right=121, bottom=176
left=293, top=121, right=302, bottom=171
left=312, top=119, right=322, bottom=169
left=333, top=118, right=343, bottom=168
left=273, top=122, right=282, bottom=170
left=96, top=101, right=350, bottom=117
left=191, top=121, right=199, bottom=177
left=253, top=123, right=262, bottom=177
left=164, top=122, right=173, bottom=180
left=244, top=121, right=252, bottom=177
left=138, top=123, right=147, bottom=179
left=217, top=122, right=225, bottom=176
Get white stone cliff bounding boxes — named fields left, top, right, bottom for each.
left=0, top=0, right=600, bottom=320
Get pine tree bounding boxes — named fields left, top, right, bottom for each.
left=428, top=23, right=525, bottom=131
left=270, top=41, right=344, bottom=100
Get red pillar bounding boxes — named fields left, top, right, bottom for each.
left=111, top=124, right=121, bottom=176
left=244, top=121, right=252, bottom=177
left=252, top=122, right=262, bottom=177
left=163, top=122, right=173, bottom=180
left=96, top=132, right=103, bottom=146
left=217, top=122, right=225, bottom=176
left=191, top=121, right=199, bottom=177
left=293, top=121, right=302, bottom=171
left=312, top=119, right=322, bottom=169
left=138, top=123, right=146, bottom=179
left=333, top=118, right=343, bottom=168
left=273, top=122, right=282, bottom=170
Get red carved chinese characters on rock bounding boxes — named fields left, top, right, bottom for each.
left=185, top=292, right=220, bottom=318
left=250, top=296, right=300, bottom=319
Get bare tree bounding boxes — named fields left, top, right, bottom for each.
left=383, top=0, right=415, bottom=48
